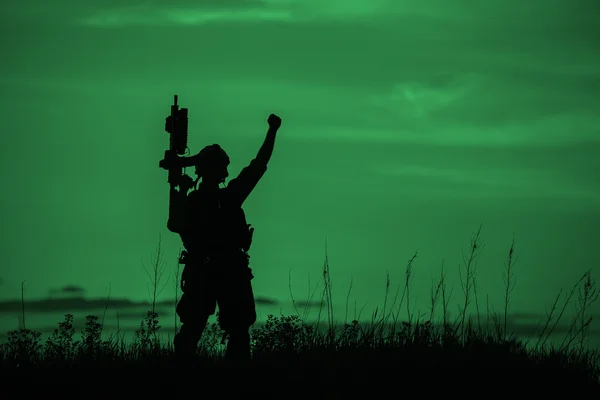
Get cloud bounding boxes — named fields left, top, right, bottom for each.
left=288, top=111, right=600, bottom=150
left=49, top=285, right=86, bottom=296
left=368, top=74, right=481, bottom=120
left=4, top=0, right=599, bottom=38
left=66, top=0, right=600, bottom=28
left=291, top=299, right=321, bottom=308
left=0, top=295, right=279, bottom=313
left=367, top=160, right=600, bottom=202
left=78, top=5, right=292, bottom=27
left=63, top=0, right=505, bottom=27
left=3, top=69, right=598, bottom=152
left=279, top=0, right=392, bottom=20
left=73, top=0, right=395, bottom=27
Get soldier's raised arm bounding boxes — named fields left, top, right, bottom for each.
left=226, top=114, right=282, bottom=207
left=255, top=114, right=282, bottom=167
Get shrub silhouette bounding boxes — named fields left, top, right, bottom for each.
left=1, top=228, right=599, bottom=393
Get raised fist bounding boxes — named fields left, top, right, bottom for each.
left=268, top=114, right=282, bottom=129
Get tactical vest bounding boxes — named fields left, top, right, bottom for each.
left=179, top=187, right=253, bottom=257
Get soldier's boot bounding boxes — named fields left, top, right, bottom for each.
left=174, top=323, right=204, bottom=367
left=224, top=329, right=251, bottom=365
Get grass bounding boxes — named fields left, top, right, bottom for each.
left=1, top=227, right=599, bottom=393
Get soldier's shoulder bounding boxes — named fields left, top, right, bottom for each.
left=220, top=186, right=245, bottom=207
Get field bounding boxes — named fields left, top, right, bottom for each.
left=2, top=227, right=599, bottom=395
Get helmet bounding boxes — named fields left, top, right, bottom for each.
left=193, top=144, right=230, bottom=177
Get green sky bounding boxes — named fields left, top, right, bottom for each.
left=1, top=0, right=599, bottom=336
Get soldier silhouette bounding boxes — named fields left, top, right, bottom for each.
left=168, top=113, right=282, bottom=365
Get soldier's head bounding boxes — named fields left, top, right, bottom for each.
left=193, top=144, right=230, bottom=185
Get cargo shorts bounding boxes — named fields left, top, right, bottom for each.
left=175, top=251, right=257, bottom=333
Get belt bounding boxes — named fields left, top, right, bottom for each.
left=178, top=249, right=247, bottom=265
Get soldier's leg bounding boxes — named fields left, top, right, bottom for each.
left=217, top=267, right=257, bottom=362
left=174, top=267, right=217, bottom=363
left=174, top=294, right=213, bottom=358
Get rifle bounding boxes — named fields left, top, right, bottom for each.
left=159, top=95, right=196, bottom=233
left=159, top=95, right=188, bottom=185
